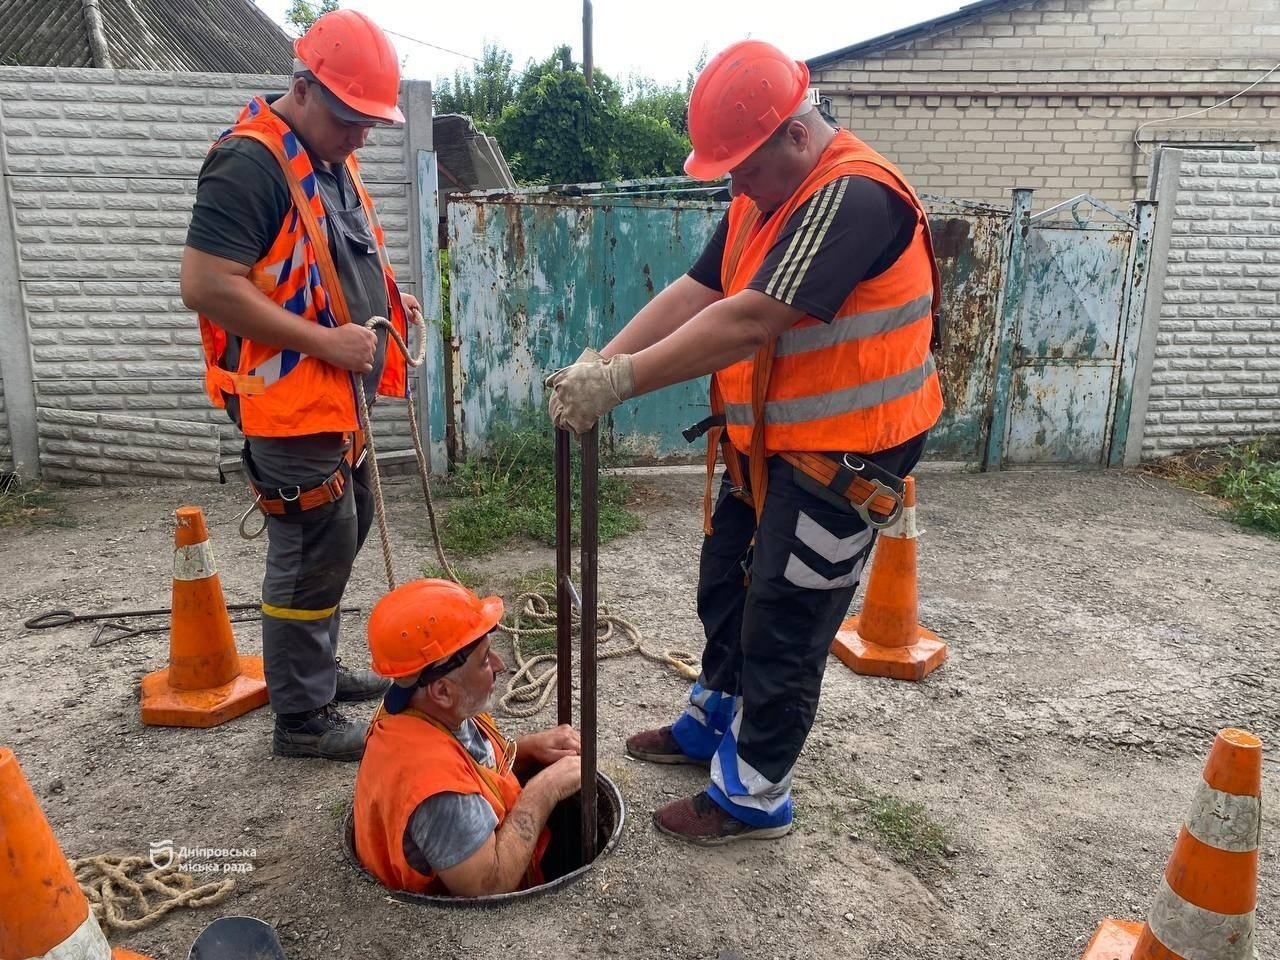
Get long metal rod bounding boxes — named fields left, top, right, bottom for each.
left=554, top=429, right=573, bottom=726
left=579, top=425, right=599, bottom=864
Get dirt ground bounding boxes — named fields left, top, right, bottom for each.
left=1, top=465, right=1276, bottom=960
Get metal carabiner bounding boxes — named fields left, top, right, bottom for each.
left=840, top=454, right=904, bottom=530
left=238, top=494, right=268, bottom=540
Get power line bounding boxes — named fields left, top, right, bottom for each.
left=382, top=28, right=480, bottom=63
left=1134, top=61, right=1280, bottom=157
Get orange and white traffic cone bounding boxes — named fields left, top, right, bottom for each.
left=0, top=748, right=150, bottom=960
left=140, top=505, right=268, bottom=728
left=831, top=476, right=946, bottom=681
left=1080, top=727, right=1261, bottom=960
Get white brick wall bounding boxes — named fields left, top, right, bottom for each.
left=1143, top=150, right=1280, bottom=457
left=0, top=379, right=10, bottom=473
left=811, top=0, right=1280, bottom=209
left=0, top=66, right=428, bottom=484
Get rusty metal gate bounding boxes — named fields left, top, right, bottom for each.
left=985, top=190, right=1155, bottom=468
left=443, top=185, right=1154, bottom=469
left=447, top=189, right=723, bottom=460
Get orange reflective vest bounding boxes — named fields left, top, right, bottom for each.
left=716, top=129, right=943, bottom=458
left=353, top=708, right=548, bottom=895
left=196, top=97, right=408, bottom=437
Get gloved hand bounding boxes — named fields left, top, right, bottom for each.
left=545, top=353, right=635, bottom=435
left=548, top=348, right=604, bottom=428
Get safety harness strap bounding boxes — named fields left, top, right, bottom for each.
left=246, top=432, right=366, bottom=517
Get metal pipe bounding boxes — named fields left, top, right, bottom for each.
left=81, top=0, right=112, bottom=68
left=579, top=425, right=599, bottom=864
left=555, top=428, right=573, bottom=727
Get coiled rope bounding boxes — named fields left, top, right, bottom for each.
left=494, top=586, right=699, bottom=718
left=72, top=855, right=234, bottom=933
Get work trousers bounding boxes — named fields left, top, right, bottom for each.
left=670, top=432, right=927, bottom=827
left=246, top=435, right=373, bottom=715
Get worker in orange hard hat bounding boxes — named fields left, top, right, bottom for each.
left=180, top=10, right=423, bottom=761
left=548, top=39, right=943, bottom=843
left=352, top=579, right=583, bottom=896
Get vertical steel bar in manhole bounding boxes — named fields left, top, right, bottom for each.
left=578, top=425, right=599, bottom=863
left=554, top=428, right=574, bottom=727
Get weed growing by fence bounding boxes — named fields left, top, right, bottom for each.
left=0, top=476, right=74, bottom=528
left=1146, top=435, right=1279, bottom=537
left=437, top=418, right=640, bottom=556
left=1211, top=438, right=1280, bottom=536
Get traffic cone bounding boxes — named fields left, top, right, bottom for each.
left=1080, top=727, right=1261, bottom=960
left=140, top=505, right=268, bottom=727
left=0, top=748, right=150, bottom=960
left=831, top=476, right=946, bottom=681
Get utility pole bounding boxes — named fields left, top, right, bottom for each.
left=582, top=0, right=593, bottom=89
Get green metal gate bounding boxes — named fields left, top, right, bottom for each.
left=443, top=186, right=1154, bottom=469
left=985, top=191, right=1155, bottom=469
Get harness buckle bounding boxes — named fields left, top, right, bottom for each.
left=840, top=454, right=903, bottom=530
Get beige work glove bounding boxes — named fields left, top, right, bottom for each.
left=547, top=347, right=603, bottom=428
left=545, top=352, right=635, bottom=436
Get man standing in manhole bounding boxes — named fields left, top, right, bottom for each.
left=548, top=40, right=942, bottom=844
left=353, top=579, right=583, bottom=896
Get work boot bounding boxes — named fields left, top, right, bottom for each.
left=334, top=657, right=389, bottom=702
left=653, top=791, right=792, bottom=846
left=272, top=704, right=367, bottom=761
left=625, top=726, right=710, bottom=767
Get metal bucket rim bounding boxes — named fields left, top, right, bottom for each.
left=339, top=770, right=626, bottom=908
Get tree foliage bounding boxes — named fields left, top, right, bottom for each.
left=437, top=44, right=695, bottom=184
left=284, top=0, right=337, bottom=34
left=433, top=45, right=516, bottom=126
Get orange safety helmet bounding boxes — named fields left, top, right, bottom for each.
left=684, top=39, right=810, bottom=181
left=294, top=9, right=406, bottom=125
left=367, top=579, right=504, bottom=679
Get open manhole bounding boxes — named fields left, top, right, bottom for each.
left=341, top=771, right=625, bottom=907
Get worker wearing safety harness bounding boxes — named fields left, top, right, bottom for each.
left=547, top=39, right=942, bottom=844
left=181, top=11, right=419, bottom=761
left=353, top=580, right=583, bottom=896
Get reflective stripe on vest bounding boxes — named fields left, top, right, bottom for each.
left=774, top=292, right=934, bottom=359
left=724, top=354, right=937, bottom=427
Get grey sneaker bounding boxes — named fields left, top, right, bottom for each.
left=272, top=704, right=367, bottom=761
left=334, top=657, right=390, bottom=702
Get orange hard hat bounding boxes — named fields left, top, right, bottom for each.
left=295, top=9, right=405, bottom=125
left=367, top=579, right=504, bottom=679
left=684, top=39, right=810, bottom=181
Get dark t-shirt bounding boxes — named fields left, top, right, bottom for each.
left=185, top=104, right=390, bottom=415
left=687, top=175, right=916, bottom=322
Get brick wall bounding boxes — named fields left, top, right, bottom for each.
left=1142, top=149, right=1280, bottom=457
left=0, top=378, right=10, bottom=473
left=810, top=0, right=1280, bottom=209
left=0, top=66, right=428, bottom=484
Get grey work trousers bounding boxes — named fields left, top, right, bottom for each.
left=245, top=434, right=373, bottom=715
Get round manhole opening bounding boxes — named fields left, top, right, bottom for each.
left=341, top=771, right=625, bottom=907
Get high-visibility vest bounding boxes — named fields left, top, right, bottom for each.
left=353, top=708, right=548, bottom=895
left=196, top=96, right=408, bottom=437
left=715, top=129, right=943, bottom=459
